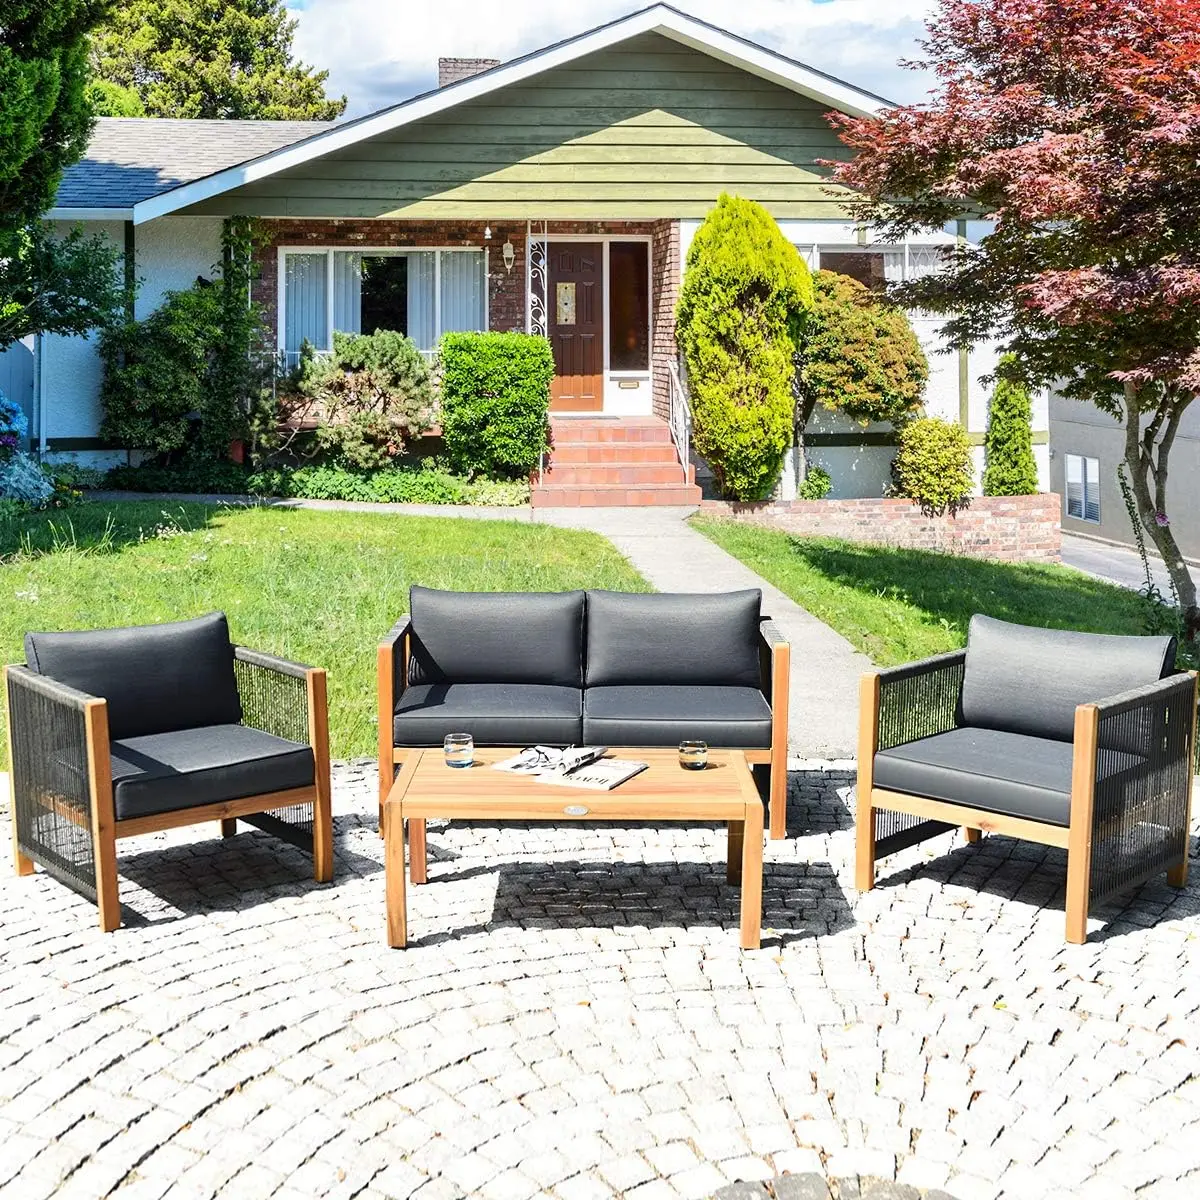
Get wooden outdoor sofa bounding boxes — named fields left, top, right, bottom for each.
left=377, top=585, right=792, bottom=857
left=7, top=614, right=332, bottom=931
left=857, top=614, right=1198, bottom=943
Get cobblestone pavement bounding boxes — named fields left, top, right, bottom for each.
left=2, top=762, right=1199, bottom=1200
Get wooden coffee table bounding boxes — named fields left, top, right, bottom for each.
left=384, top=748, right=765, bottom=949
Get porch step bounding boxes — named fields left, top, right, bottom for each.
left=551, top=441, right=681, bottom=465
left=550, top=417, right=673, bottom=445
left=542, top=463, right=692, bottom=487
left=531, top=482, right=703, bottom=508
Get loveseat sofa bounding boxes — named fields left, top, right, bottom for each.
left=377, top=586, right=791, bottom=839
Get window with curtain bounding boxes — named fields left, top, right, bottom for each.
left=281, top=248, right=485, bottom=361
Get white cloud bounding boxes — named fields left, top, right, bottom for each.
left=290, top=0, right=939, bottom=118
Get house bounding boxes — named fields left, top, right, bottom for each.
left=1049, top=398, right=1200, bottom=562
left=20, top=3, right=1044, bottom=505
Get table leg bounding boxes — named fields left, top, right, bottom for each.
left=739, top=799, right=764, bottom=951
left=727, top=820, right=744, bottom=885
left=409, top=817, right=428, bottom=884
left=385, top=802, right=408, bottom=948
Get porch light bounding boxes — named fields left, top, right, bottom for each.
left=483, top=225, right=492, bottom=239
left=502, top=240, right=516, bottom=272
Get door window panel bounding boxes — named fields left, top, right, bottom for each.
left=609, top=241, right=649, bottom=371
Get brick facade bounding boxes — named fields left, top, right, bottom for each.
left=252, top=217, right=681, bottom=414
left=700, top=493, right=1062, bottom=562
left=437, top=57, right=500, bottom=87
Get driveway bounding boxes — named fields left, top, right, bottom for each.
left=1060, top=532, right=1180, bottom=595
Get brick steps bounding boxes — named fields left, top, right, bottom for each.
left=532, top=416, right=701, bottom=507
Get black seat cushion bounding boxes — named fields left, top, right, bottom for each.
left=874, top=726, right=1146, bottom=828
left=407, top=586, right=585, bottom=687
left=583, top=685, right=772, bottom=749
left=961, top=614, right=1176, bottom=743
left=110, top=725, right=315, bottom=821
left=25, top=613, right=242, bottom=740
left=393, top=683, right=582, bottom=746
left=585, top=590, right=762, bottom=688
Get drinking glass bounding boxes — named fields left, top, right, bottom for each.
left=444, top=733, right=474, bottom=768
left=679, top=740, right=708, bottom=770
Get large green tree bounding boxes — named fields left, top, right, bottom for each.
left=89, top=0, right=346, bottom=120
left=0, top=1, right=123, bottom=350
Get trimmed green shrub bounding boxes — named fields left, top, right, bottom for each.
left=105, top=460, right=253, bottom=494
left=797, top=269, right=927, bottom=431
left=676, top=193, right=813, bottom=500
left=892, top=417, right=974, bottom=515
left=797, top=465, right=832, bottom=500
left=439, top=332, right=553, bottom=480
left=983, top=356, right=1039, bottom=496
left=245, top=463, right=528, bottom=506
left=299, top=329, right=434, bottom=470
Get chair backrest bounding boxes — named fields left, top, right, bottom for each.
left=407, top=586, right=585, bottom=687
left=25, top=613, right=243, bottom=740
left=960, top=613, right=1177, bottom=742
left=584, top=589, right=762, bottom=688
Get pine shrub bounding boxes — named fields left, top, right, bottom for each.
left=676, top=193, right=813, bottom=500
left=982, top=356, right=1039, bottom=495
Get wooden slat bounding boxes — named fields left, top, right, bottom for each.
left=1065, top=704, right=1100, bottom=943
left=5, top=667, right=35, bottom=877
left=768, top=640, right=791, bottom=840
left=1167, top=668, right=1197, bottom=889
left=114, top=786, right=317, bottom=839
left=307, top=668, right=333, bottom=883
left=377, top=641, right=395, bottom=822
left=855, top=673, right=880, bottom=891
left=84, top=700, right=120, bottom=932
left=871, top=787, right=1072, bottom=850
left=738, top=767, right=764, bottom=951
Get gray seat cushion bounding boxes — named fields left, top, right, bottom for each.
left=25, top=613, right=242, bottom=740
left=874, top=726, right=1146, bottom=828
left=407, top=586, right=585, bottom=687
left=583, top=685, right=772, bottom=749
left=111, top=724, right=315, bottom=821
left=393, top=683, right=582, bottom=747
left=961, top=614, right=1176, bottom=742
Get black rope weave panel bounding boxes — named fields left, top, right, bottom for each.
left=1090, top=674, right=1196, bottom=907
left=7, top=668, right=98, bottom=902
left=873, top=651, right=966, bottom=853
left=233, top=649, right=313, bottom=845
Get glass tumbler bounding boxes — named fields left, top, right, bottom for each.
left=444, top=733, right=474, bottom=768
left=679, top=740, right=708, bottom=770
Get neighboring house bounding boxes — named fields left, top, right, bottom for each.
left=1049, top=398, right=1200, bottom=562
left=24, top=3, right=1045, bottom=504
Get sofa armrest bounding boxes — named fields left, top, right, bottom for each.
left=5, top=665, right=117, bottom=920
left=757, top=617, right=788, bottom=695
left=872, top=650, right=966, bottom=754
left=1080, top=671, right=1198, bottom=908
left=232, top=645, right=320, bottom=745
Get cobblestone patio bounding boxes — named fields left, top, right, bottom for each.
left=1, top=763, right=1198, bottom=1200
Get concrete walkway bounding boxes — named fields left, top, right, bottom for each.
left=90, top=493, right=869, bottom=757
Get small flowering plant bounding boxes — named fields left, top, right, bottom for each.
left=0, top=390, right=29, bottom=460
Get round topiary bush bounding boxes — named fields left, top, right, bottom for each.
left=676, top=193, right=813, bottom=500
left=983, top=355, right=1039, bottom=496
left=892, top=416, right=974, bottom=515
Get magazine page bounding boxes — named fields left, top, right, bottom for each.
left=536, top=758, right=648, bottom=791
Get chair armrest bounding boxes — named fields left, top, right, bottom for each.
left=232, top=645, right=320, bottom=745
left=1082, top=671, right=1198, bottom=906
left=757, top=617, right=788, bottom=698
left=5, top=665, right=108, bottom=898
left=874, top=649, right=966, bottom=752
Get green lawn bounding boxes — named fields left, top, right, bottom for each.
left=692, top=518, right=1154, bottom=665
left=0, top=502, right=649, bottom=762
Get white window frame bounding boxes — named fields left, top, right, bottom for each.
left=277, top=245, right=489, bottom=361
left=1064, top=453, right=1101, bottom=523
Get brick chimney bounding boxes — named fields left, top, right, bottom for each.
left=438, top=58, right=501, bottom=87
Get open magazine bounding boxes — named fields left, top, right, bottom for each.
left=493, top=745, right=648, bottom=791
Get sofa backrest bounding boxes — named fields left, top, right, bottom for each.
left=408, top=586, right=585, bottom=687
left=25, top=613, right=243, bottom=740
left=960, top=614, right=1177, bottom=742
left=584, top=589, right=762, bottom=688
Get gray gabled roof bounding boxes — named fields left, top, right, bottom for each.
left=53, top=117, right=334, bottom=212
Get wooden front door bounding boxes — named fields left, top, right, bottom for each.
left=548, top=242, right=603, bottom=411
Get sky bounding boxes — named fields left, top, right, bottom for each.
left=288, top=0, right=941, bottom=118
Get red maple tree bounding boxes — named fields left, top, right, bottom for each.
left=830, top=0, right=1200, bottom=644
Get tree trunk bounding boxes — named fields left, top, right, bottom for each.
left=1122, top=382, right=1200, bottom=645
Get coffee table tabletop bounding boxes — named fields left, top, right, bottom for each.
left=384, top=747, right=764, bottom=949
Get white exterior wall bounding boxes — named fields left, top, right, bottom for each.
left=40, top=216, right=224, bottom=465
left=679, top=218, right=1050, bottom=500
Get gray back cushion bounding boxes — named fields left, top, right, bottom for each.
left=960, top=614, right=1177, bottom=741
left=585, top=589, right=762, bottom=688
left=25, top=613, right=243, bottom=740
left=408, top=586, right=585, bottom=687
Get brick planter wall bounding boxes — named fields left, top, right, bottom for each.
left=700, top=493, right=1062, bottom=562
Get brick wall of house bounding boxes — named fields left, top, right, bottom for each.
left=699, top=493, right=1062, bottom=562
left=252, top=218, right=683, bottom=416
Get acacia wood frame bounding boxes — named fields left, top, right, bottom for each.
left=377, top=612, right=791, bottom=843
left=6, top=663, right=333, bottom=932
left=855, top=669, right=1198, bottom=945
